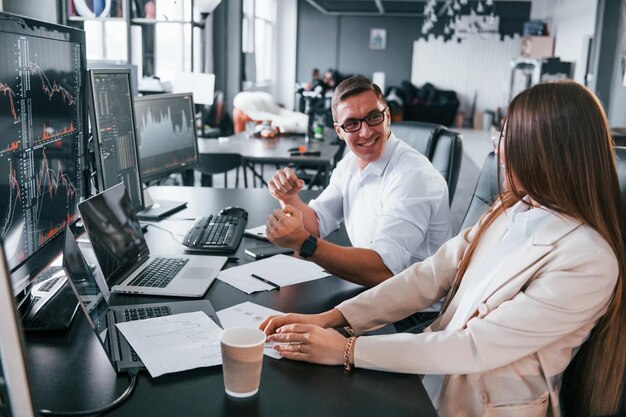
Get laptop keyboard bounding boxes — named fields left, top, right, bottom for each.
left=122, top=306, right=172, bottom=361
left=128, top=257, right=189, bottom=288
left=183, top=211, right=247, bottom=253
left=38, top=276, right=61, bottom=292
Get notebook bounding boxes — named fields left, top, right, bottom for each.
left=77, top=183, right=226, bottom=297
left=62, top=228, right=222, bottom=372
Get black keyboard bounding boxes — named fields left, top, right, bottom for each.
left=122, top=306, right=172, bottom=361
left=128, top=257, right=189, bottom=288
left=183, top=211, right=247, bottom=253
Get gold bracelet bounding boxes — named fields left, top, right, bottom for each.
left=344, top=336, right=356, bottom=371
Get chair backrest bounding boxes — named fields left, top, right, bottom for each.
left=392, top=121, right=463, bottom=203
left=431, top=128, right=463, bottom=204
left=459, top=146, right=626, bottom=234
left=615, top=146, right=626, bottom=215
left=458, top=152, right=500, bottom=232
left=392, top=121, right=440, bottom=157
left=196, top=152, right=242, bottom=188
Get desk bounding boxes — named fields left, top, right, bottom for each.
left=24, top=187, right=436, bottom=417
left=197, top=129, right=342, bottom=188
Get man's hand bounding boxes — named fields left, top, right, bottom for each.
left=266, top=205, right=309, bottom=251
left=268, top=167, right=305, bottom=204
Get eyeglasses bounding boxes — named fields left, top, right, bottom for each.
left=491, top=131, right=502, bottom=150
left=336, top=107, right=388, bottom=133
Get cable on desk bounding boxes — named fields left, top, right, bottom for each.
left=39, top=369, right=138, bottom=416
left=141, top=223, right=184, bottom=245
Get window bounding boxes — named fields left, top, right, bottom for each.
left=242, top=0, right=276, bottom=86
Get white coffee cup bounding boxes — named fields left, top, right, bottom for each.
left=219, top=327, right=266, bottom=398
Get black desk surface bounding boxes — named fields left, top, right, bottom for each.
left=24, top=186, right=437, bottom=417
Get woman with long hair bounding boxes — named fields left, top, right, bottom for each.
left=261, top=80, right=626, bottom=417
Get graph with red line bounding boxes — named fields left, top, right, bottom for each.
left=0, top=30, right=84, bottom=270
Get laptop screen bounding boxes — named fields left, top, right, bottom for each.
left=62, top=228, right=115, bottom=364
left=77, top=183, right=149, bottom=285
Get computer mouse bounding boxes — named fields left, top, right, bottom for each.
left=219, top=206, right=248, bottom=218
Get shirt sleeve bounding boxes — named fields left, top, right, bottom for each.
left=308, top=161, right=345, bottom=238
left=371, top=166, right=450, bottom=274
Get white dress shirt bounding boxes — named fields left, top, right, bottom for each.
left=308, top=133, right=451, bottom=275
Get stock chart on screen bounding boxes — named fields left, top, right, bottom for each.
left=0, top=27, right=84, bottom=271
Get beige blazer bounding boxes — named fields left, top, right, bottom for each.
left=336, top=212, right=618, bottom=417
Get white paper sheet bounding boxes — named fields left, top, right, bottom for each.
left=116, top=311, right=222, bottom=378
left=244, top=225, right=268, bottom=241
left=217, top=301, right=284, bottom=359
left=217, top=254, right=329, bottom=294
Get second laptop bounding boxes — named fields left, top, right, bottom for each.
left=78, top=183, right=226, bottom=297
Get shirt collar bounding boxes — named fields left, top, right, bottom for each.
left=504, top=197, right=554, bottom=240
left=360, top=132, right=398, bottom=177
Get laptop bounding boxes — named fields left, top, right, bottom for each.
left=77, top=183, right=226, bottom=297
left=62, top=228, right=222, bottom=372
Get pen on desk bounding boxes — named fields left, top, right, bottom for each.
left=251, top=273, right=280, bottom=290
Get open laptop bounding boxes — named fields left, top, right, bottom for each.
left=77, top=183, right=226, bottom=297
left=62, top=228, right=222, bottom=372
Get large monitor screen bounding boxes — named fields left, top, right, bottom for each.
left=87, top=69, right=143, bottom=212
left=0, top=13, right=86, bottom=291
left=133, top=93, right=198, bottom=182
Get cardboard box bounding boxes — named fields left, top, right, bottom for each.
left=520, top=36, right=554, bottom=59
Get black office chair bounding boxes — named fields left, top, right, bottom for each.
left=392, top=121, right=440, bottom=157
left=392, top=121, right=463, bottom=204
left=457, top=152, right=501, bottom=233
left=196, top=153, right=242, bottom=188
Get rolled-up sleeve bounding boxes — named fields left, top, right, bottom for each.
left=308, top=166, right=344, bottom=238
left=371, top=168, right=450, bottom=274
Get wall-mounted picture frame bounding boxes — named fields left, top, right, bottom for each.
left=369, top=28, right=386, bottom=50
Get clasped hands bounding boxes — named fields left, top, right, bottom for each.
left=266, top=167, right=309, bottom=250
left=259, top=313, right=348, bottom=366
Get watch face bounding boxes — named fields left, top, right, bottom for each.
left=299, top=236, right=317, bottom=258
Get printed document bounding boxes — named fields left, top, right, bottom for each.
left=217, top=254, right=329, bottom=294
left=116, top=311, right=222, bottom=378
left=217, top=301, right=284, bottom=359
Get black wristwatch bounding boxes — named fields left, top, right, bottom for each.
left=299, top=234, right=318, bottom=259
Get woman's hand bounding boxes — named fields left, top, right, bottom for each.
left=259, top=309, right=348, bottom=336
left=266, top=323, right=348, bottom=365
left=259, top=312, right=328, bottom=336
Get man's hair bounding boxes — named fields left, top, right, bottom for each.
left=331, top=75, right=386, bottom=121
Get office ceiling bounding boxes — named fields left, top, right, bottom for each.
left=304, top=0, right=526, bottom=16
left=305, top=0, right=427, bottom=16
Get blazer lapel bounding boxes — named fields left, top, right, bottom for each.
left=470, top=214, right=583, bottom=317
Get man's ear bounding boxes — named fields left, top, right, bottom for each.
left=334, top=124, right=343, bottom=140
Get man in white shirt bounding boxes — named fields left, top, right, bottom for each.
left=265, top=76, right=451, bottom=288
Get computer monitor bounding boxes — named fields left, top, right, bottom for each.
left=87, top=60, right=139, bottom=96
left=0, top=13, right=87, bottom=301
left=86, top=68, right=144, bottom=213
left=134, top=93, right=199, bottom=182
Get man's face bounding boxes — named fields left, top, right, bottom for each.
left=333, top=91, right=391, bottom=169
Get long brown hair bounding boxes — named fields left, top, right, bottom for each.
left=455, top=80, right=626, bottom=416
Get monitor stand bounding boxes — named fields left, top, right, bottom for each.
left=136, top=189, right=187, bottom=220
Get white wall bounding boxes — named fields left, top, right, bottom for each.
left=411, top=35, right=521, bottom=115
left=275, top=0, right=298, bottom=110
left=531, top=0, right=598, bottom=83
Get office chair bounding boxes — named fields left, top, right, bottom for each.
left=196, top=153, right=242, bottom=188
left=392, top=121, right=463, bottom=204
left=457, top=152, right=500, bottom=233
